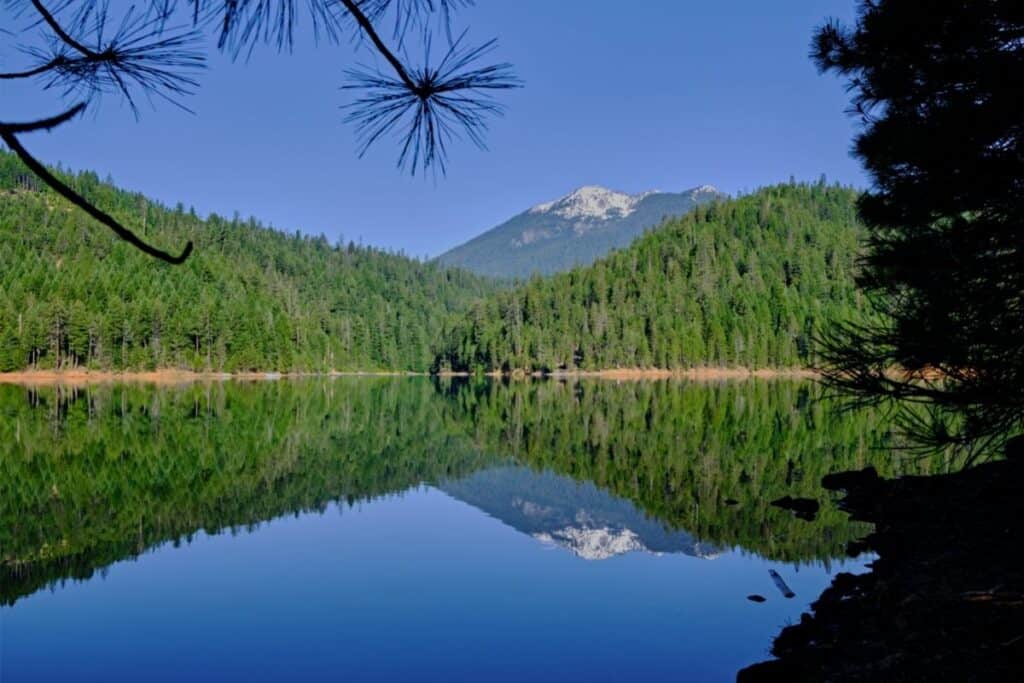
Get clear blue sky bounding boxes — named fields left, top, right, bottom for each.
left=1, top=1, right=862, bottom=258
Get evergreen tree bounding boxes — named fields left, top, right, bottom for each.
left=814, top=0, right=1024, bottom=454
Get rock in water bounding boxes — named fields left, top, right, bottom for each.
left=770, top=495, right=820, bottom=521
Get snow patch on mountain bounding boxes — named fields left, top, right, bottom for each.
left=534, top=526, right=646, bottom=561
left=437, top=183, right=723, bottom=277
left=530, top=186, right=641, bottom=220
left=533, top=524, right=722, bottom=561
left=530, top=184, right=719, bottom=222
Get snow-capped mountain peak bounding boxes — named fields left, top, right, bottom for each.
left=438, top=465, right=722, bottom=563
left=529, top=184, right=719, bottom=222
left=534, top=526, right=645, bottom=561
left=438, top=184, right=723, bottom=278
left=530, top=186, right=641, bottom=220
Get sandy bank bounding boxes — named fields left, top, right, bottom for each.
left=0, top=369, right=423, bottom=386
left=446, top=367, right=819, bottom=380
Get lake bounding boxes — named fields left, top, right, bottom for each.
left=0, top=378, right=933, bottom=681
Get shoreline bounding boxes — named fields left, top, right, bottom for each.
left=440, top=367, right=819, bottom=380
left=0, top=369, right=425, bottom=386
left=550, top=367, right=817, bottom=380
left=0, top=367, right=819, bottom=386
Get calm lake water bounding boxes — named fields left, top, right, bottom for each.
left=0, top=378, right=931, bottom=681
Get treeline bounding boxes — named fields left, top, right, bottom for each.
left=0, top=150, right=497, bottom=372
left=434, top=183, right=868, bottom=372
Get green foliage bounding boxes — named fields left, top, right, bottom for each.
left=814, top=1, right=1024, bottom=451
left=0, top=153, right=870, bottom=375
left=435, top=183, right=868, bottom=372
left=0, top=150, right=497, bottom=372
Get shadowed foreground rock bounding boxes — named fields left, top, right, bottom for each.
left=739, top=456, right=1024, bottom=681
left=770, top=495, right=821, bottom=521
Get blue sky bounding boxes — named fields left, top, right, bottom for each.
left=1, top=1, right=863, bottom=258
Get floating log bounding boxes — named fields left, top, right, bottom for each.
left=770, top=570, right=796, bottom=599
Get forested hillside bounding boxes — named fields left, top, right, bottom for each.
left=0, top=151, right=497, bottom=372
left=1, top=151, right=867, bottom=374
left=434, top=183, right=867, bottom=372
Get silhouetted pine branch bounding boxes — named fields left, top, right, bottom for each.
left=350, top=0, right=471, bottom=45
left=0, top=103, right=194, bottom=262
left=1, top=0, right=517, bottom=261
left=21, top=4, right=204, bottom=112
left=342, top=31, right=519, bottom=174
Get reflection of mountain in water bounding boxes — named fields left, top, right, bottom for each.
left=440, top=466, right=719, bottom=561
left=2, top=378, right=909, bottom=605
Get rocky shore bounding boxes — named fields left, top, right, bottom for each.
left=739, top=445, right=1024, bottom=681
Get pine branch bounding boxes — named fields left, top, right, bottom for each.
left=342, top=29, right=520, bottom=174
left=0, top=102, right=86, bottom=133
left=0, top=57, right=66, bottom=79
left=30, top=0, right=96, bottom=57
left=0, top=125, right=194, bottom=264
left=13, top=0, right=206, bottom=113
left=339, top=0, right=417, bottom=89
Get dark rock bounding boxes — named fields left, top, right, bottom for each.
left=822, top=466, right=879, bottom=493
left=744, top=459, right=1024, bottom=682
left=737, top=659, right=799, bottom=682
left=771, top=496, right=820, bottom=521
left=845, top=539, right=871, bottom=557
left=1005, top=435, right=1024, bottom=462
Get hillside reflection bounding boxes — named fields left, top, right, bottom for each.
left=0, top=378, right=939, bottom=605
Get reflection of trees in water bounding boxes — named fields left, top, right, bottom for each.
left=0, top=379, right=492, bottom=605
left=1, top=378, right=940, bottom=605
left=446, top=378, right=942, bottom=564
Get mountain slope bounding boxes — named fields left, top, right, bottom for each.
left=436, top=185, right=723, bottom=278
left=0, top=151, right=497, bottom=372
left=434, top=182, right=867, bottom=372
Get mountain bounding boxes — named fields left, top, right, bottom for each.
left=434, top=182, right=868, bottom=372
left=435, top=184, right=724, bottom=278
left=440, top=465, right=718, bottom=561
left=0, top=150, right=497, bottom=373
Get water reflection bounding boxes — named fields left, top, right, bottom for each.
left=3, top=378, right=950, bottom=681
left=441, top=465, right=720, bottom=560
left=1, top=377, right=935, bottom=608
